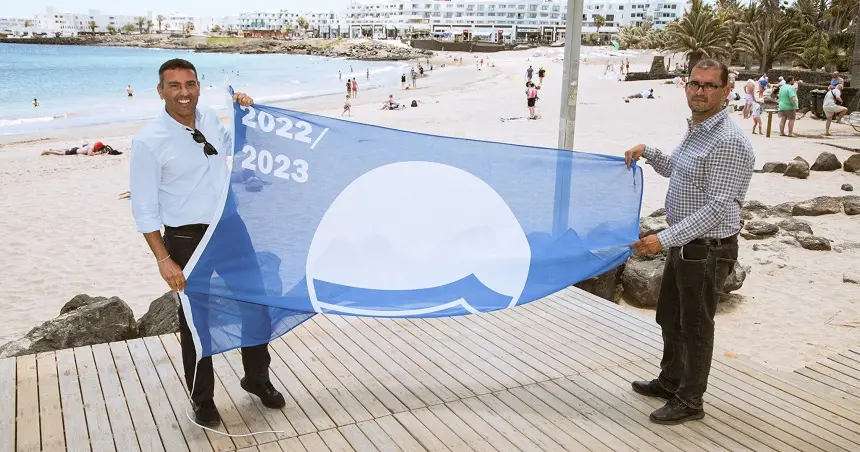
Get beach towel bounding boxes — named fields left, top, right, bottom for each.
left=179, top=89, right=643, bottom=359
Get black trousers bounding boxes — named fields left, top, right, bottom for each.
left=655, top=237, right=738, bottom=409
left=164, top=221, right=271, bottom=404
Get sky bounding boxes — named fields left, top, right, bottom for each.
left=1, top=0, right=354, bottom=18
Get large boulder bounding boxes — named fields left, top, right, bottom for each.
left=137, top=292, right=180, bottom=337
left=761, top=162, right=787, bottom=173
left=741, top=200, right=770, bottom=220
left=783, top=159, right=810, bottom=179
left=639, top=216, right=669, bottom=238
left=621, top=254, right=746, bottom=309
left=797, top=235, right=832, bottom=251
left=810, top=152, right=842, bottom=171
left=59, top=294, right=99, bottom=315
left=0, top=296, right=137, bottom=358
left=740, top=221, right=779, bottom=239
left=777, top=218, right=813, bottom=235
left=844, top=154, right=860, bottom=173
left=842, top=184, right=854, bottom=192
left=844, top=200, right=860, bottom=215
left=574, top=267, right=623, bottom=302
left=791, top=196, right=842, bottom=216
left=768, top=202, right=797, bottom=217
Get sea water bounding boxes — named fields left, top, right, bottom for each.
left=0, top=43, right=406, bottom=135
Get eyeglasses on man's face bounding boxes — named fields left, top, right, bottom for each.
left=686, top=81, right=726, bottom=93
left=190, top=129, right=218, bottom=156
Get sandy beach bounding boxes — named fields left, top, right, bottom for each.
left=1, top=46, right=858, bottom=372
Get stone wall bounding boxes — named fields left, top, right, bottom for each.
left=408, top=39, right=506, bottom=53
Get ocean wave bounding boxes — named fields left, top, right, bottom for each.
left=0, top=114, right=68, bottom=128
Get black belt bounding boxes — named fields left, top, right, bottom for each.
left=686, top=233, right=738, bottom=247
left=164, top=223, right=209, bottom=234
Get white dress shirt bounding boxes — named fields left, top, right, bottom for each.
left=130, top=106, right=232, bottom=233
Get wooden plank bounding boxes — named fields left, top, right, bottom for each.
left=796, top=367, right=860, bottom=401
left=15, top=354, right=40, bottom=452
left=527, top=380, right=654, bottom=452
left=262, top=337, right=337, bottom=433
left=211, top=351, right=278, bottom=444
left=373, top=318, right=494, bottom=398
left=268, top=337, right=354, bottom=427
left=354, top=419, right=402, bottom=452
left=317, top=428, right=356, bottom=452
left=106, top=341, right=165, bottom=451
left=277, top=437, right=307, bottom=452
left=471, top=393, right=565, bottom=452
left=237, top=447, right=259, bottom=452
left=391, top=318, right=511, bottom=392
left=73, top=347, right=117, bottom=452
left=287, top=326, right=379, bottom=421
left=303, top=318, right=409, bottom=415
left=257, top=443, right=284, bottom=452
left=407, top=407, right=472, bottom=451
left=161, top=334, right=255, bottom=450
left=125, top=339, right=190, bottom=452
left=143, top=337, right=225, bottom=452
left=459, top=395, right=548, bottom=451
left=0, top=358, right=17, bottom=452
left=312, top=316, right=426, bottom=411
left=405, top=318, right=529, bottom=389
left=324, top=315, right=444, bottom=406
left=443, top=400, right=521, bottom=451
left=221, top=347, right=297, bottom=440
left=92, top=343, right=143, bottom=451
left=374, top=415, right=427, bottom=451
left=35, top=353, right=66, bottom=451
left=425, top=404, right=495, bottom=452
left=389, top=411, right=450, bottom=452
left=297, top=432, right=330, bottom=451
left=337, top=424, right=378, bottom=452
left=813, top=361, right=860, bottom=387
left=358, top=317, right=475, bottom=400
left=55, top=349, right=91, bottom=452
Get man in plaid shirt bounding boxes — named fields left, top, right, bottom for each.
left=624, top=59, right=755, bottom=425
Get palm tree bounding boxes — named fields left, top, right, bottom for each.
left=156, top=15, right=165, bottom=33
left=594, top=14, right=605, bottom=44
left=88, top=20, right=97, bottom=33
left=146, top=20, right=153, bottom=34
left=297, top=17, right=309, bottom=32
left=665, top=1, right=732, bottom=68
left=737, top=19, right=805, bottom=71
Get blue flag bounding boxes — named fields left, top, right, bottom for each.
left=180, top=93, right=643, bottom=359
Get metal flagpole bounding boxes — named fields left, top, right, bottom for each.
left=552, top=0, right=584, bottom=237
left=557, top=0, right=584, bottom=151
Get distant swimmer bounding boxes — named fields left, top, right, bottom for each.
left=33, top=98, right=39, bottom=107
left=127, top=85, right=134, bottom=97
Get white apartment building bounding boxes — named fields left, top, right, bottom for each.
left=344, top=0, right=685, bottom=42
left=238, top=10, right=348, bottom=38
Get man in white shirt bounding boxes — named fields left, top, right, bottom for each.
left=130, top=58, right=285, bottom=427
left=823, top=83, right=848, bottom=136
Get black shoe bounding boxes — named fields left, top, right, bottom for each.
left=632, top=379, right=675, bottom=400
left=241, top=377, right=286, bottom=409
left=192, top=399, right=221, bottom=427
left=649, top=397, right=705, bottom=425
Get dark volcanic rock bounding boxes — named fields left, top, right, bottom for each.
left=575, top=267, right=624, bottom=302
left=783, top=159, right=810, bottom=179
left=797, top=235, right=832, bottom=251
left=842, top=184, right=853, bottom=192
left=0, top=295, right=137, bottom=358
left=810, top=152, right=842, bottom=171
left=639, top=216, right=669, bottom=238
left=740, top=221, right=779, bottom=239
left=776, top=218, right=813, bottom=235
left=791, top=196, right=842, bottom=216
left=761, top=162, right=788, bottom=173
left=844, top=154, right=860, bottom=173
left=137, top=292, right=180, bottom=337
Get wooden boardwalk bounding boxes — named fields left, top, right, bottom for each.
left=2, top=287, right=860, bottom=451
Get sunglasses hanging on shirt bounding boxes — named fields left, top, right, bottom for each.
left=189, top=128, right=218, bottom=156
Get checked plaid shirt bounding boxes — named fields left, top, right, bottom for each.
left=643, top=107, right=755, bottom=248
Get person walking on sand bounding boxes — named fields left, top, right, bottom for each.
left=346, top=80, right=352, bottom=98
left=351, top=78, right=358, bottom=98
left=342, top=95, right=352, bottom=117
left=823, top=83, right=848, bottom=136
left=624, top=59, right=754, bottom=426
left=129, top=58, right=286, bottom=429
left=777, top=76, right=798, bottom=137
left=751, top=100, right=763, bottom=135
left=525, top=81, right=538, bottom=119
left=538, top=67, right=546, bottom=85
left=742, top=80, right=755, bottom=119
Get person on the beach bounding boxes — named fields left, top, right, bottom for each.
left=526, top=65, right=533, bottom=82
left=525, top=82, right=538, bottom=119
left=401, top=73, right=406, bottom=87
left=346, top=80, right=351, bottom=98
left=342, top=95, right=352, bottom=117
left=410, top=69, right=417, bottom=88
left=366, top=68, right=369, bottom=80
left=758, top=73, right=768, bottom=97
left=742, top=80, right=756, bottom=119
left=41, top=141, right=107, bottom=156
left=338, top=70, right=342, bottom=81
left=624, top=89, right=654, bottom=101
left=129, top=58, right=285, bottom=428
left=33, top=98, right=39, bottom=107
left=830, top=71, right=844, bottom=89
left=777, top=76, right=798, bottom=137
left=751, top=100, right=763, bottom=135
left=625, top=59, right=630, bottom=74
left=380, top=94, right=399, bottom=110
left=823, top=83, right=848, bottom=136
left=127, top=85, right=134, bottom=98
left=537, top=67, right=546, bottom=85
left=624, top=59, right=754, bottom=426
left=352, top=78, right=358, bottom=98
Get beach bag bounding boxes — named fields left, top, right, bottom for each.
left=411, top=100, right=418, bottom=107
left=103, top=144, right=122, bottom=155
